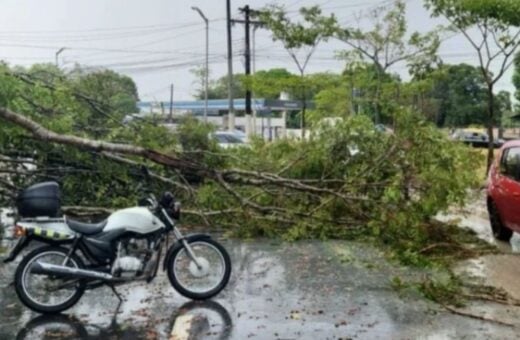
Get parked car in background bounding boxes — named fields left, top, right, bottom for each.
left=211, top=130, right=249, bottom=149
left=487, top=140, right=520, bottom=241
left=451, top=128, right=504, bottom=148
left=374, top=124, right=393, bottom=134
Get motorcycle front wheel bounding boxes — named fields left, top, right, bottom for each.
left=167, top=238, right=231, bottom=300
left=15, top=246, right=86, bottom=313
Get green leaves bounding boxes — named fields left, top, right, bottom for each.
left=0, top=63, right=183, bottom=209
left=426, top=0, right=520, bottom=30
left=512, top=52, right=520, bottom=107
left=459, top=0, right=520, bottom=26
left=425, top=0, right=520, bottom=168
left=256, top=4, right=337, bottom=75
left=257, top=5, right=335, bottom=50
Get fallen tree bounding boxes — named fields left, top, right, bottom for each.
left=0, top=64, right=483, bottom=254
left=0, top=104, right=480, bottom=243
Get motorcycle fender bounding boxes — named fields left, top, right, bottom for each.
left=162, top=233, right=212, bottom=271
left=3, top=229, right=75, bottom=263
left=3, top=235, right=31, bottom=263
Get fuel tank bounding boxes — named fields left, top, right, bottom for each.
left=104, top=207, right=165, bottom=234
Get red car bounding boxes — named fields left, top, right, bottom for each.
left=487, top=140, right=520, bottom=241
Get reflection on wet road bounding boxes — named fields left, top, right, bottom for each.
left=2, top=234, right=520, bottom=339
left=14, top=300, right=232, bottom=340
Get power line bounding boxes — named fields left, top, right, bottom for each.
left=0, top=42, right=183, bottom=55
left=78, top=54, right=233, bottom=74
left=0, top=19, right=226, bottom=35
left=0, top=26, right=193, bottom=43
left=61, top=39, right=244, bottom=65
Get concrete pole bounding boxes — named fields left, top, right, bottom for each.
left=241, top=5, right=252, bottom=139
left=205, top=17, right=209, bottom=122
left=226, top=0, right=235, bottom=131
left=55, top=47, right=66, bottom=68
left=169, top=84, right=174, bottom=123
left=252, top=25, right=258, bottom=136
left=191, top=7, right=209, bottom=122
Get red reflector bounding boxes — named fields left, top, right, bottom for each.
left=13, top=225, right=26, bottom=238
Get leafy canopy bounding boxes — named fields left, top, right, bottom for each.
left=448, top=0, right=520, bottom=26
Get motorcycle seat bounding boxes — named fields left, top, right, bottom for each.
left=67, top=218, right=108, bottom=235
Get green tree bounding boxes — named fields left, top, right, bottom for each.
left=70, top=68, right=139, bottom=137
left=194, top=68, right=300, bottom=103
left=425, top=0, right=520, bottom=170
left=430, top=64, right=487, bottom=127
left=206, top=74, right=245, bottom=101
left=495, top=90, right=512, bottom=137
left=249, top=68, right=297, bottom=99
left=336, top=0, right=440, bottom=123
left=256, top=5, right=337, bottom=137
left=511, top=52, right=520, bottom=109
left=0, top=63, right=175, bottom=209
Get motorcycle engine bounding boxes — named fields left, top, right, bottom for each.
left=112, top=238, right=149, bottom=276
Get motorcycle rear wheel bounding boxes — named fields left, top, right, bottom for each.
left=15, top=246, right=86, bottom=313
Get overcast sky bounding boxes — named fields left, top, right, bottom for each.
left=0, top=0, right=516, bottom=103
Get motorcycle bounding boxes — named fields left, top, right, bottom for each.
left=3, top=178, right=232, bottom=314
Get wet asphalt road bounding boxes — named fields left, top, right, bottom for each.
left=2, top=232, right=520, bottom=340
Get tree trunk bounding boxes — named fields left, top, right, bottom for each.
left=374, top=68, right=383, bottom=125
left=301, top=101, right=306, bottom=139
left=300, top=74, right=306, bottom=139
left=486, top=83, right=495, bottom=173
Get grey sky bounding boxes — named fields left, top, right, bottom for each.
left=0, top=0, right=516, bottom=103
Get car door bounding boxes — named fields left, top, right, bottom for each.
left=495, top=146, right=520, bottom=231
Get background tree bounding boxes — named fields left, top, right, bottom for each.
left=0, top=63, right=175, bottom=209
left=495, top=90, right=512, bottom=138
left=426, top=0, right=520, bottom=170
left=193, top=68, right=300, bottom=102
left=430, top=63, right=488, bottom=127
left=336, top=0, right=440, bottom=123
left=511, top=52, right=520, bottom=112
left=70, top=67, right=139, bottom=136
left=249, top=68, right=297, bottom=99
left=256, top=5, right=336, bottom=137
left=191, top=68, right=245, bottom=101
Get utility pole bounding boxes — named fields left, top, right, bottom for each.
left=252, top=25, right=259, bottom=135
left=241, top=6, right=252, bottom=117
left=169, top=84, right=174, bottom=123
left=240, top=5, right=252, bottom=137
left=55, top=47, right=66, bottom=68
left=226, top=0, right=235, bottom=130
left=191, top=6, right=209, bottom=122
left=232, top=6, right=263, bottom=137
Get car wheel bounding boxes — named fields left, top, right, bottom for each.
left=488, top=200, right=513, bottom=241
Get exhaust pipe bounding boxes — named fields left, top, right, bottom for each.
left=32, top=262, right=113, bottom=281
